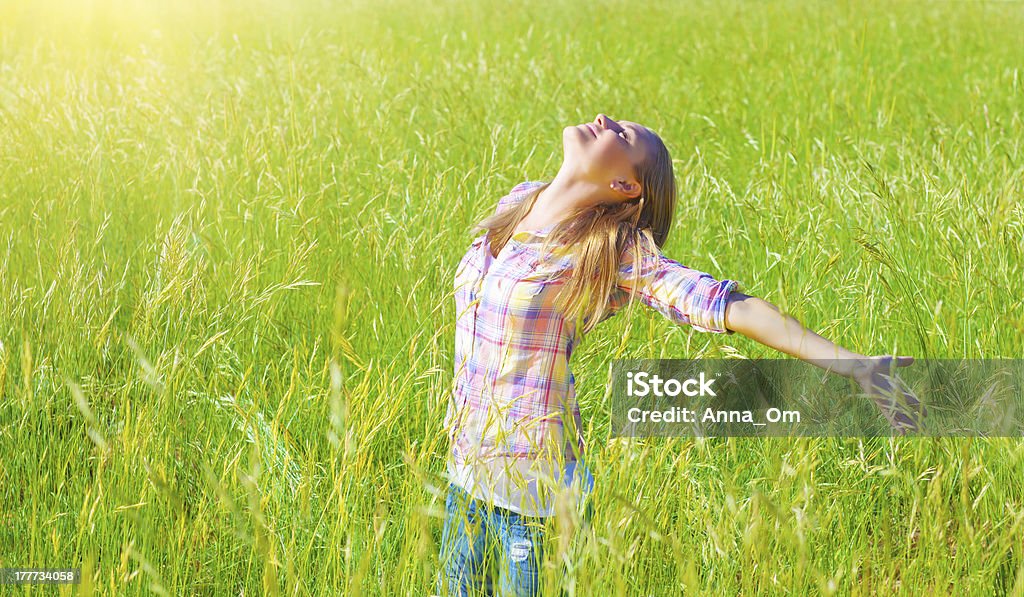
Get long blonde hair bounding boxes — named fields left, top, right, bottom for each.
left=477, top=132, right=677, bottom=335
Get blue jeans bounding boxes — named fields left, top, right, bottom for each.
left=436, top=483, right=593, bottom=597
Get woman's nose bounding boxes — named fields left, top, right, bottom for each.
left=595, top=114, right=617, bottom=131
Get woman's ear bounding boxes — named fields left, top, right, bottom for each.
left=609, top=178, right=642, bottom=200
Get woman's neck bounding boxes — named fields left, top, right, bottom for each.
left=532, top=169, right=611, bottom=225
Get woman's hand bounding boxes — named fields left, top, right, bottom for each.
left=721, top=295, right=927, bottom=434
left=851, top=355, right=926, bottom=435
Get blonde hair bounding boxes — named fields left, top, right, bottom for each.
left=477, top=131, right=677, bottom=335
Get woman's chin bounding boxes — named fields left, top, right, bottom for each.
left=561, top=130, right=586, bottom=156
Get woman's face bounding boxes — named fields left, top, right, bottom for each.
left=562, top=114, right=655, bottom=196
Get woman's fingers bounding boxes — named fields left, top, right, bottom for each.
left=855, top=355, right=925, bottom=433
left=867, top=374, right=924, bottom=433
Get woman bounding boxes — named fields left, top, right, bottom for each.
left=436, top=114, right=922, bottom=596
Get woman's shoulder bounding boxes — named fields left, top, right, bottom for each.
left=509, top=180, right=547, bottom=194
left=495, top=180, right=547, bottom=215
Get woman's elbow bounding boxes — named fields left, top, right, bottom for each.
left=723, top=292, right=756, bottom=335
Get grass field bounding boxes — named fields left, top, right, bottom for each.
left=1, top=0, right=1023, bottom=594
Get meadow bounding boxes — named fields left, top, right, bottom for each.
left=0, top=0, right=1022, bottom=594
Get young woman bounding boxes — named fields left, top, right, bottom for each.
left=436, top=114, right=923, bottom=596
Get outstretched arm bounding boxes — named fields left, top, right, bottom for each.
left=609, top=243, right=923, bottom=431
left=722, top=292, right=867, bottom=375
left=722, top=292, right=923, bottom=432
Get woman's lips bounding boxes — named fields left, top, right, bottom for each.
left=584, top=123, right=598, bottom=137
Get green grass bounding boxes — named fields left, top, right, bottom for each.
left=0, top=0, right=1022, bottom=594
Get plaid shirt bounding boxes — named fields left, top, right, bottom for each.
left=444, top=181, right=741, bottom=517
